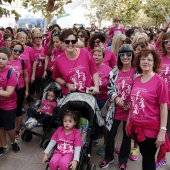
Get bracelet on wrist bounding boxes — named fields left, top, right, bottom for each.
left=160, top=127, right=167, bottom=131
left=64, top=82, right=68, bottom=88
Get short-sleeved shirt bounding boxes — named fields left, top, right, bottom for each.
left=51, top=126, right=82, bottom=154
left=97, top=63, right=112, bottom=100
left=8, top=58, right=27, bottom=89
left=52, top=48, right=97, bottom=95
left=160, top=55, right=170, bottom=108
left=0, top=67, right=18, bottom=110
left=32, top=47, right=45, bottom=77
left=41, top=99, right=57, bottom=115
left=130, top=74, right=169, bottom=138
left=108, top=26, right=125, bottom=39
left=114, top=68, right=135, bottom=120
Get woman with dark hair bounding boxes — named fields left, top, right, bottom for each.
left=132, top=41, right=146, bottom=58
left=155, top=31, right=170, bottom=168
left=8, top=40, right=29, bottom=139
left=127, top=49, right=169, bottom=170
left=77, top=30, right=89, bottom=48
left=100, top=44, right=135, bottom=170
left=89, top=33, right=117, bottom=68
left=43, top=28, right=64, bottom=80
left=5, top=27, right=14, bottom=37
left=3, top=33, right=14, bottom=49
left=52, top=28, right=99, bottom=95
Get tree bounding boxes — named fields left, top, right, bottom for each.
left=22, top=0, right=72, bottom=30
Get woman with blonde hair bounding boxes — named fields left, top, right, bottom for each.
left=111, top=33, right=126, bottom=58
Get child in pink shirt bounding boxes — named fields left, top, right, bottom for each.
left=42, top=109, right=82, bottom=170
left=25, top=89, right=57, bottom=130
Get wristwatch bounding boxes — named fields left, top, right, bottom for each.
left=160, top=127, right=167, bottom=131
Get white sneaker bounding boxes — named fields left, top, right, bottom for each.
left=34, top=100, right=41, bottom=106
left=28, top=120, right=37, bottom=129
left=25, top=118, right=36, bottom=128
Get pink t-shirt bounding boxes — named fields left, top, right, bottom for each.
left=41, top=99, right=57, bottom=115
left=130, top=74, right=169, bottom=138
left=32, top=47, right=45, bottom=77
left=160, top=55, right=170, bottom=108
left=108, top=26, right=125, bottom=39
left=97, top=63, right=112, bottom=100
left=20, top=46, right=36, bottom=81
left=0, top=67, right=18, bottom=110
left=8, top=58, right=27, bottom=89
left=51, top=126, right=82, bottom=154
left=114, top=68, right=135, bottom=121
left=52, top=48, right=98, bottom=95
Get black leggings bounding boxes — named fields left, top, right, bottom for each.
left=137, top=137, right=157, bottom=170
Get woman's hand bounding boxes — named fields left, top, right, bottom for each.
left=25, top=90, right=29, bottom=98
left=155, top=130, right=166, bottom=148
left=69, top=160, right=78, bottom=170
left=42, top=153, right=48, bottom=164
left=31, top=76, right=35, bottom=84
left=89, top=86, right=99, bottom=95
left=67, top=83, right=76, bottom=92
left=115, top=97, right=124, bottom=107
left=42, top=71, right=47, bottom=79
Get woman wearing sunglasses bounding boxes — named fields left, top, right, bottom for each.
left=155, top=31, right=170, bottom=168
left=52, top=28, right=99, bottom=95
left=89, top=33, right=117, bottom=68
left=8, top=40, right=29, bottom=139
left=15, top=31, right=36, bottom=107
left=43, top=28, right=64, bottom=81
left=126, top=49, right=169, bottom=170
left=0, top=47, right=20, bottom=155
left=31, top=32, right=45, bottom=105
left=77, top=30, right=89, bottom=48
left=100, top=44, right=135, bottom=170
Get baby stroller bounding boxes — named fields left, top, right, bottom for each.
left=45, top=92, right=104, bottom=170
left=21, top=81, right=62, bottom=147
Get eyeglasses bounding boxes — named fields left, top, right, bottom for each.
left=94, top=40, right=101, bottom=44
left=119, top=52, right=132, bottom=58
left=140, top=57, right=154, bottom=62
left=12, top=48, right=23, bottom=54
left=64, top=40, right=77, bottom=44
left=35, top=37, right=42, bottom=39
left=163, top=40, right=170, bottom=44
left=78, top=34, right=84, bottom=38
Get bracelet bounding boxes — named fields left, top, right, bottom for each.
left=160, top=127, right=167, bottom=131
left=161, top=28, right=167, bottom=32
left=64, top=82, right=68, bottom=88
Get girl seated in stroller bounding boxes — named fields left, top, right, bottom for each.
left=42, top=108, right=82, bottom=170
left=25, top=88, right=57, bottom=129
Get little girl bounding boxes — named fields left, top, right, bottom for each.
left=42, top=109, right=82, bottom=170
left=25, top=88, right=57, bottom=129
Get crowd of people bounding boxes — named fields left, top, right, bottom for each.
left=0, top=16, right=170, bottom=170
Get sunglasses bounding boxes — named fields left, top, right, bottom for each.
left=163, top=40, right=170, bottom=44
left=119, top=52, right=132, bottom=58
left=35, top=37, right=42, bottom=39
left=64, top=40, right=77, bottom=44
left=12, top=48, right=23, bottom=54
left=78, top=34, right=84, bottom=38
left=94, top=40, right=101, bottom=44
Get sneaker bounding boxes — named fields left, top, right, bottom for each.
left=34, top=100, right=41, bottom=106
left=11, top=143, right=20, bottom=152
left=156, top=158, right=167, bottom=168
left=120, top=164, right=127, bottom=170
left=25, top=118, right=36, bottom=128
left=27, top=120, right=37, bottom=129
left=97, top=144, right=106, bottom=156
left=92, top=139, right=99, bottom=148
left=130, top=148, right=139, bottom=161
left=115, top=147, right=120, bottom=154
left=0, top=146, right=9, bottom=156
left=99, top=159, right=114, bottom=168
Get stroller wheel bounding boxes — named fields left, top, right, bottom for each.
left=42, top=139, right=50, bottom=149
left=21, top=130, right=32, bottom=142
left=90, top=164, right=96, bottom=170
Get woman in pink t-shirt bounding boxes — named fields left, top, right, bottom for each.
left=43, top=29, right=64, bottom=80
left=52, top=28, right=99, bottom=95
left=31, top=32, right=45, bottom=103
left=0, top=47, right=20, bottom=155
left=157, top=32, right=170, bottom=167
left=8, top=40, right=29, bottom=139
left=89, top=33, right=117, bottom=68
left=42, top=109, right=82, bottom=170
left=100, top=44, right=135, bottom=169
left=127, top=49, right=169, bottom=170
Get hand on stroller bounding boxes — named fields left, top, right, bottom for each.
left=42, top=153, right=48, bottom=164
left=67, top=83, right=76, bottom=92
left=68, top=160, right=78, bottom=170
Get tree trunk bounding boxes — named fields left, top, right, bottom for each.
left=44, top=12, right=54, bottom=33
